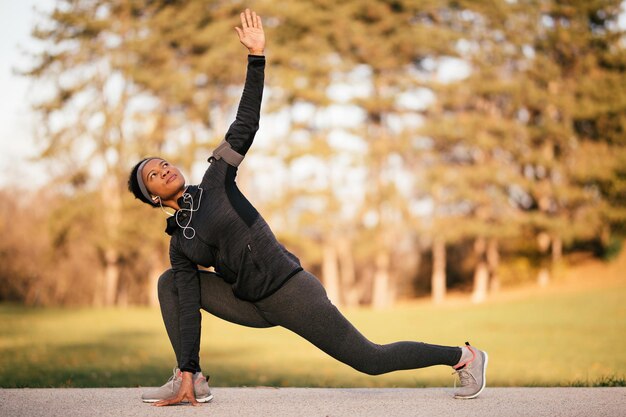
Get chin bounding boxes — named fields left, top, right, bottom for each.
left=172, top=178, right=186, bottom=193
left=161, top=180, right=185, bottom=201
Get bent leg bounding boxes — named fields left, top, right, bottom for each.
left=157, top=270, right=184, bottom=366
left=157, top=269, right=274, bottom=366
left=197, top=270, right=274, bottom=328
left=254, top=270, right=461, bottom=375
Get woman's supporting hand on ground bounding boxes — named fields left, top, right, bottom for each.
left=154, top=371, right=199, bottom=407
left=235, top=8, right=265, bottom=55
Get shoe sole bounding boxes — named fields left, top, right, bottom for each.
left=454, top=351, right=488, bottom=400
left=142, top=394, right=214, bottom=403
left=197, top=394, right=214, bottom=403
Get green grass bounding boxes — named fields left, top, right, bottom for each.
left=1, top=282, right=625, bottom=388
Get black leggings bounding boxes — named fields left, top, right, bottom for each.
left=158, top=269, right=461, bottom=376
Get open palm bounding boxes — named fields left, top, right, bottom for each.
left=235, top=9, right=265, bottom=54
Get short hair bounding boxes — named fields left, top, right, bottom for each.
left=128, top=157, right=159, bottom=207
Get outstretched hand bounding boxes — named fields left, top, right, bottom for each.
left=154, top=372, right=199, bottom=407
left=235, top=8, right=265, bottom=55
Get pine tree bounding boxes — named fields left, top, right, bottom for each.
left=407, top=0, right=528, bottom=302
left=24, top=0, right=258, bottom=305
left=26, top=0, right=153, bottom=305
left=518, top=0, right=626, bottom=282
left=325, top=0, right=462, bottom=307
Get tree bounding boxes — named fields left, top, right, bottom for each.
left=409, top=0, right=527, bottom=303
left=17, top=0, right=623, bottom=307
left=26, top=0, right=149, bottom=305
left=24, top=0, right=258, bottom=305
left=518, top=0, right=626, bottom=283
left=326, top=0, right=462, bottom=307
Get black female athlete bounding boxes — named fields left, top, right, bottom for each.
left=128, top=8, right=487, bottom=406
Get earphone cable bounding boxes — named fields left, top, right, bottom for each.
left=175, top=187, right=204, bottom=240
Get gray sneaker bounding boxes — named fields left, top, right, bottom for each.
left=453, top=342, right=488, bottom=399
left=141, top=368, right=214, bottom=403
left=193, top=372, right=213, bottom=403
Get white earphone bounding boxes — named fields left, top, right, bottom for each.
left=155, top=195, right=174, bottom=217
left=175, top=187, right=203, bottom=239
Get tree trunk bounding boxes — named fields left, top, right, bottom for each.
left=472, top=237, right=489, bottom=303
left=431, top=238, right=447, bottom=304
left=552, top=235, right=562, bottom=263
left=537, top=232, right=551, bottom=287
left=117, top=277, right=129, bottom=308
left=103, top=247, right=120, bottom=306
left=148, top=249, right=168, bottom=307
left=92, top=271, right=105, bottom=307
left=537, top=269, right=550, bottom=287
left=372, top=250, right=391, bottom=309
left=337, top=237, right=359, bottom=307
left=322, top=240, right=341, bottom=307
left=101, top=177, right=122, bottom=306
left=487, top=238, right=500, bottom=293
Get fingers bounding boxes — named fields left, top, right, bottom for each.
left=242, top=9, right=251, bottom=28
left=154, top=397, right=175, bottom=407
left=234, top=26, right=243, bottom=40
left=152, top=392, right=185, bottom=407
left=153, top=395, right=200, bottom=407
left=240, top=8, right=261, bottom=28
left=246, top=9, right=253, bottom=28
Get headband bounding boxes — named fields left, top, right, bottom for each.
left=136, top=158, right=157, bottom=202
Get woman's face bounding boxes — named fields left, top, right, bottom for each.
left=141, top=158, right=186, bottom=202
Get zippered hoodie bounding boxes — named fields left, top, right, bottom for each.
left=164, top=55, right=302, bottom=373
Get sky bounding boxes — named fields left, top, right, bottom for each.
left=0, top=0, right=54, bottom=187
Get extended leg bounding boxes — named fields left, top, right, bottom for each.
left=254, top=270, right=462, bottom=375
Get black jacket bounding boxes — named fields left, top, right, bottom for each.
left=165, top=55, right=302, bottom=373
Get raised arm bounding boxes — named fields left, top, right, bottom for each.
left=220, top=9, right=266, bottom=159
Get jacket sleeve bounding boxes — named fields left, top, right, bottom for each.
left=169, top=237, right=202, bottom=373
left=224, top=55, right=266, bottom=157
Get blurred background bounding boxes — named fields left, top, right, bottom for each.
left=0, top=0, right=625, bottom=388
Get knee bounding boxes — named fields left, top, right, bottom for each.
left=349, top=347, right=386, bottom=376
left=354, top=362, right=385, bottom=376
left=157, top=269, right=176, bottom=299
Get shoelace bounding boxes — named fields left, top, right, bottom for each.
left=166, top=367, right=182, bottom=383
left=452, top=367, right=477, bottom=389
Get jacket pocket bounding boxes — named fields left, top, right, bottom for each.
left=232, top=243, right=271, bottom=301
left=216, top=250, right=237, bottom=283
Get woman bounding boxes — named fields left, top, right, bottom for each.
left=128, top=9, right=488, bottom=407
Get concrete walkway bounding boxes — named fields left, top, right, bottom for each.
left=1, top=387, right=625, bottom=417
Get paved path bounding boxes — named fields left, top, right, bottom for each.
left=1, top=387, right=625, bottom=417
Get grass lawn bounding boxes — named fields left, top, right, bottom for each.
left=1, top=279, right=625, bottom=388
